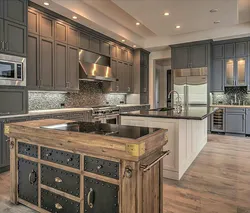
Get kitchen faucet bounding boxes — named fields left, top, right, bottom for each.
left=168, top=90, right=182, bottom=113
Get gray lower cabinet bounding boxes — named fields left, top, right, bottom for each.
left=211, top=59, right=224, bottom=92
left=225, top=110, right=246, bottom=134
left=246, top=109, right=250, bottom=134
left=67, top=46, right=79, bottom=91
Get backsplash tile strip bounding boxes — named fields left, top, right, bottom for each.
left=29, top=81, right=126, bottom=111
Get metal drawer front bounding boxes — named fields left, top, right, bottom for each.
left=18, top=158, right=38, bottom=205
left=18, top=142, right=38, bottom=158
left=41, top=164, right=80, bottom=197
left=41, top=147, right=80, bottom=169
left=84, top=156, right=119, bottom=179
left=41, top=189, right=80, bottom=213
left=225, top=108, right=245, bottom=113
left=84, top=177, right=119, bottom=213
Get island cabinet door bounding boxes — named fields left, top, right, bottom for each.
left=84, top=176, right=119, bottom=213
left=18, top=158, right=38, bottom=206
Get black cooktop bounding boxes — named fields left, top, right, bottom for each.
left=41, top=122, right=159, bottom=139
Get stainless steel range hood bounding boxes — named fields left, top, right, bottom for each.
left=79, top=49, right=116, bottom=82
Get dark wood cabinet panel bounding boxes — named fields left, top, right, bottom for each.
left=140, top=65, right=148, bottom=93
left=111, top=44, right=117, bottom=58
left=127, top=64, right=133, bottom=93
left=128, top=50, right=133, bottom=63
left=117, top=46, right=122, bottom=60
left=190, top=44, right=207, bottom=68
left=121, top=48, right=128, bottom=62
left=90, top=36, right=100, bottom=53
left=27, top=33, right=39, bottom=89
left=4, top=0, right=27, bottom=26
left=67, top=25, right=79, bottom=47
left=172, top=46, right=189, bottom=69
left=39, top=37, right=54, bottom=90
left=67, top=45, right=79, bottom=91
left=110, top=59, right=117, bottom=92
left=28, top=9, right=39, bottom=34
left=213, top=45, right=224, bottom=59
left=236, top=42, right=248, bottom=57
left=54, top=42, right=67, bottom=90
left=40, top=14, right=54, bottom=39
left=100, top=40, right=110, bottom=56
left=55, top=21, right=67, bottom=44
left=79, top=32, right=90, bottom=50
left=116, top=61, right=123, bottom=92
left=4, top=20, right=27, bottom=56
left=211, top=59, right=224, bottom=92
left=225, top=43, right=235, bottom=58
left=0, top=0, right=3, bottom=18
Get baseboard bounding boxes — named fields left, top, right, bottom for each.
left=0, top=165, right=10, bottom=173
left=163, top=169, right=179, bottom=180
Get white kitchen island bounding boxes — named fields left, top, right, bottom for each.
left=120, top=107, right=217, bottom=180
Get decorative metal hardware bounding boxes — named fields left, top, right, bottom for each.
left=55, top=203, right=63, bottom=210
left=10, top=140, right=14, bottom=149
left=25, top=148, right=30, bottom=152
left=4, top=125, right=10, bottom=134
left=67, top=158, right=72, bottom=162
left=1, top=41, right=4, bottom=50
left=87, top=188, right=94, bottom=208
left=125, top=142, right=145, bottom=157
left=45, top=153, right=51, bottom=157
left=125, top=166, right=133, bottom=178
left=28, top=169, right=37, bottom=185
left=55, top=177, right=63, bottom=183
left=18, top=142, right=38, bottom=158
left=97, top=165, right=102, bottom=170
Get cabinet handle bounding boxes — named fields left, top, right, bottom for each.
left=67, top=158, right=72, bottom=162
left=45, top=153, right=51, bottom=157
left=144, top=88, right=147, bottom=92
left=55, top=203, right=63, bottom=210
left=28, top=170, right=37, bottom=185
left=97, top=165, right=103, bottom=170
left=5, top=42, right=8, bottom=51
left=55, top=177, right=63, bottom=183
left=87, top=188, right=94, bottom=208
left=116, top=86, right=119, bottom=92
left=0, top=41, right=4, bottom=50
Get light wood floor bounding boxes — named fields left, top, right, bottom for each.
left=1, top=134, right=250, bottom=213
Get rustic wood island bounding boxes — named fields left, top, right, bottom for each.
left=5, top=119, right=168, bottom=213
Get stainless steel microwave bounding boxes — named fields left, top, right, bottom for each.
left=0, top=54, right=26, bottom=86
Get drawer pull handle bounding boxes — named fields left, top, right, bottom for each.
left=28, top=170, right=37, bottom=185
left=87, top=188, right=94, bottom=208
left=55, top=177, right=63, bottom=183
left=67, top=158, right=72, bottom=162
left=46, top=153, right=51, bottom=157
left=25, top=148, right=30, bottom=152
left=55, top=203, right=63, bottom=210
left=97, top=165, right=102, bottom=170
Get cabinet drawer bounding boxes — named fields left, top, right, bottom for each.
left=41, top=165, right=80, bottom=197
left=225, top=108, right=245, bottom=113
left=18, top=142, right=38, bottom=158
left=41, top=189, right=80, bottom=213
left=84, top=156, right=119, bottom=179
left=41, top=147, right=80, bottom=169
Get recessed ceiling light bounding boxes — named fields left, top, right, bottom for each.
left=133, top=45, right=136, bottom=48
left=176, top=25, right=181, bottom=29
left=72, top=16, right=77, bottom=20
left=44, top=2, right=49, bottom=6
left=210, top=9, right=218, bottom=13
left=136, top=22, right=140, bottom=26
left=164, top=12, right=170, bottom=16
left=214, top=21, right=220, bottom=24
left=122, top=39, right=126, bottom=42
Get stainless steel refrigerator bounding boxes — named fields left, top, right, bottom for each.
left=173, top=67, right=208, bottom=107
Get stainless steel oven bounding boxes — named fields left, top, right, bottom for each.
left=0, top=54, right=26, bottom=86
left=103, top=114, right=119, bottom=124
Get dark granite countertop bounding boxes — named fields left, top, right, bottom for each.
left=120, top=107, right=219, bottom=120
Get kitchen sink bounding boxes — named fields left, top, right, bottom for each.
left=149, top=107, right=174, bottom=112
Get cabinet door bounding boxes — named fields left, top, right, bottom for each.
left=80, top=32, right=90, bottom=50
left=116, top=61, right=123, bottom=92
left=4, top=20, right=26, bottom=56
left=190, top=44, right=207, bottom=68
left=90, top=37, right=100, bottom=53
left=100, top=40, right=110, bottom=56
left=128, top=50, right=133, bottom=63
left=246, top=109, right=250, bottom=134
left=54, top=42, right=67, bottom=90
left=84, top=177, right=119, bottom=213
left=211, top=59, right=224, bottom=92
left=172, top=46, right=189, bottom=69
left=128, top=64, right=133, bottom=93
left=27, top=33, right=39, bottom=89
left=28, top=9, right=39, bottom=34
left=226, top=113, right=245, bottom=134
left=67, top=46, right=79, bottom=91
left=225, top=59, right=235, bottom=86
left=235, top=57, right=247, bottom=86
left=40, top=14, right=54, bottom=39
left=140, top=93, right=148, bottom=104
left=225, top=43, right=235, bottom=58
left=140, top=65, right=148, bottom=93
left=0, top=19, right=3, bottom=53
left=55, top=21, right=67, bottom=44
left=0, top=0, right=3, bottom=18
left=4, top=0, right=27, bottom=26
left=67, top=25, right=79, bottom=47
left=40, top=37, right=54, bottom=89
left=117, top=46, right=122, bottom=60
left=123, top=63, right=129, bottom=92
left=236, top=42, right=248, bottom=57
left=110, top=59, right=117, bottom=92
left=111, top=44, right=117, bottom=58
left=121, top=48, right=128, bottom=62
left=213, top=44, right=224, bottom=59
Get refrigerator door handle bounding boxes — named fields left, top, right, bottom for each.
left=186, top=85, right=189, bottom=107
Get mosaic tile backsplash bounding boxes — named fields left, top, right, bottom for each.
left=212, top=87, right=250, bottom=105
left=29, top=81, right=126, bottom=111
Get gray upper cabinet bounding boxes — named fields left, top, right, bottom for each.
left=117, top=46, right=122, bottom=60
left=90, top=36, right=100, bottom=53
left=225, top=43, right=235, bottom=58
left=172, top=46, right=189, bottom=69
left=116, top=61, right=123, bottom=92
left=121, top=49, right=128, bottom=62
left=100, top=40, right=110, bottom=56
left=40, top=13, right=54, bottom=39
left=80, top=32, right=90, bottom=50
left=28, top=9, right=39, bottom=34
left=140, top=65, right=148, bottom=93
left=67, top=45, right=79, bottom=91
left=4, top=20, right=26, bottom=56
left=39, top=37, right=54, bottom=90
left=55, top=21, right=67, bottom=44
left=246, top=109, right=250, bottom=134
left=213, top=45, right=224, bottom=59
left=0, top=0, right=3, bottom=18
left=226, top=112, right=245, bottom=134
left=0, top=19, right=3, bottom=49
left=111, top=44, right=117, bottom=58
left=248, top=41, right=250, bottom=56
left=67, top=25, right=79, bottom=47
left=128, top=50, right=133, bottom=63
left=211, top=59, right=224, bottom=92
left=190, top=44, right=207, bottom=68
left=109, top=59, right=117, bottom=92
left=27, top=33, right=39, bottom=89
left=55, top=42, right=67, bottom=90
left=4, top=0, right=27, bottom=26
left=236, top=42, right=248, bottom=57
